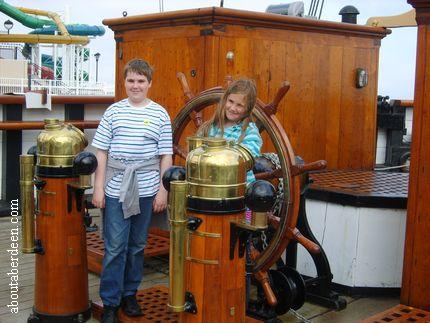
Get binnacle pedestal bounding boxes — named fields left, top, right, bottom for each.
left=22, top=119, right=97, bottom=323
left=166, top=137, right=254, bottom=322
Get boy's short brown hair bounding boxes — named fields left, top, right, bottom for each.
left=123, top=59, right=153, bottom=82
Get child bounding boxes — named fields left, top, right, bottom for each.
left=198, top=78, right=262, bottom=183
left=91, top=59, right=172, bottom=323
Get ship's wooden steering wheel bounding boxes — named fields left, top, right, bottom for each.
left=172, top=74, right=325, bottom=280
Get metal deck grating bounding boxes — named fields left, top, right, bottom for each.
left=309, top=170, right=409, bottom=198
left=361, top=304, right=430, bottom=322
left=86, top=229, right=170, bottom=275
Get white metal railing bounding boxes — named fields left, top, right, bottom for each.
left=0, top=78, right=27, bottom=94
left=0, top=77, right=114, bottom=96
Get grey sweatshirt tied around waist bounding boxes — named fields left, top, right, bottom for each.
left=105, top=156, right=160, bottom=218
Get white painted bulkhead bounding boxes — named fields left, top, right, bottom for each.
left=297, top=199, right=407, bottom=288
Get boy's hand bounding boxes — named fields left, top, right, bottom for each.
left=92, top=187, right=105, bottom=209
left=153, top=189, right=168, bottom=213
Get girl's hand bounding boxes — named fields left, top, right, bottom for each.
left=153, top=189, right=168, bottom=213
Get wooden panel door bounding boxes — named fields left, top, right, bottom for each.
left=115, top=32, right=206, bottom=121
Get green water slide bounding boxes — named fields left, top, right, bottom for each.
left=0, top=0, right=55, bottom=29
left=0, top=0, right=105, bottom=36
left=0, top=0, right=104, bottom=80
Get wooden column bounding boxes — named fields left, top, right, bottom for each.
left=401, top=0, right=430, bottom=310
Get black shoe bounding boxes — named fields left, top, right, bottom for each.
left=121, top=294, right=143, bottom=317
left=101, top=305, right=119, bottom=323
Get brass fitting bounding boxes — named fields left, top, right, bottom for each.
left=20, top=155, right=35, bottom=253
left=168, top=180, right=188, bottom=312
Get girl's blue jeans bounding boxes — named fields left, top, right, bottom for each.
left=99, top=195, right=154, bottom=307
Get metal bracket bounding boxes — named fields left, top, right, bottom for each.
left=187, top=217, right=202, bottom=231
left=230, top=222, right=263, bottom=260
left=67, top=183, right=86, bottom=213
left=33, top=178, right=46, bottom=190
left=184, top=291, right=197, bottom=314
left=34, top=239, right=44, bottom=255
left=200, top=28, right=214, bottom=36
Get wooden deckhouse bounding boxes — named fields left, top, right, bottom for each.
left=104, top=7, right=389, bottom=170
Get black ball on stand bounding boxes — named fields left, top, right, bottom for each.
left=245, top=180, right=276, bottom=212
left=27, top=145, right=37, bottom=156
left=162, top=166, right=186, bottom=191
left=73, top=151, right=98, bottom=175
left=27, top=145, right=38, bottom=165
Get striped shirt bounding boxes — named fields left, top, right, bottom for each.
left=92, top=99, right=173, bottom=198
left=208, top=122, right=262, bottom=182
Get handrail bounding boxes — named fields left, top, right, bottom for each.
left=397, top=100, right=414, bottom=108
left=0, top=95, right=114, bottom=104
left=0, top=120, right=100, bottom=130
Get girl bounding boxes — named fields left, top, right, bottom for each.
left=198, top=78, right=262, bottom=183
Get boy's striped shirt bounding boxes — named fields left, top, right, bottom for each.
left=92, top=99, right=173, bottom=198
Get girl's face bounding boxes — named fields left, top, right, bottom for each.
left=224, top=93, right=247, bottom=125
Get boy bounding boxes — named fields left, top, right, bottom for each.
left=92, top=59, right=172, bottom=323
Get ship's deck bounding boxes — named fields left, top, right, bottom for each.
left=0, top=211, right=399, bottom=323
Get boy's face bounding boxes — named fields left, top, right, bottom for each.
left=125, top=71, right=152, bottom=105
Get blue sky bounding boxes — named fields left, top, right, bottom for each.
left=0, top=0, right=417, bottom=99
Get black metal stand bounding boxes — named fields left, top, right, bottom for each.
left=284, top=181, right=347, bottom=311
left=377, top=96, right=411, bottom=169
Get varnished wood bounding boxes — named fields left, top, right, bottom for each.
left=262, top=81, right=290, bottom=116
left=290, top=160, right=327, bottom=176
left=35, top=177, right=89, bottom=315
left=398, top=99, right=414, bottom=107
left=177, top=72, right=195, bottom=102
left=286, top=227, right=321, bottom=254
left=182, top=211, right=246, bottom=322
left=106, top=9, right=386, bottom=170
left=104, top=7, right=389, bottom=38
left=401, top=0, right=430, bottom=311
left=249, top=244, right=278, bottom=306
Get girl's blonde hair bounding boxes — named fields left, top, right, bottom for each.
left=198, top=78, right=257, bottom=143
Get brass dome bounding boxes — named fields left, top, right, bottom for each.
left=37, top=119, right=88, bottom=168
left=186, top=137, right=253, bottom=201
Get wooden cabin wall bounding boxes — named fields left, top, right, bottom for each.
left=114, top=24, right=380, bottom=170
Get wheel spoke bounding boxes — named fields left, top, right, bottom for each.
left=173, top=144, right=187, bottom=160
left=176, top=72, right=195, bottom=102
